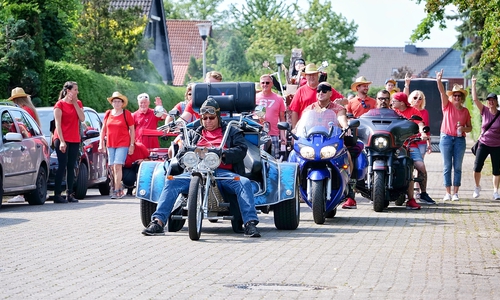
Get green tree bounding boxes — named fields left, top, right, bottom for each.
left=297, top=0, right=367, bottom=88
left=217, top=35, right=250, bottom=79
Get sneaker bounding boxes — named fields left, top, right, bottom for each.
left=442, top=193, right=452, bottom=201
left=473, top=186, right=481, bottom=199
left=342, top=198, right=357, bottom=209
left=493, top=192, right=500, bottom=200
left=111, top=190, right=118, bottom=199
left=7, top=195, right=24, bottom=203
left=419, top=192, right=436, bottom=205
left=142, top=219, right=165, bottom=236
left=452, top=194, right=460, bottom=201
left=406, top=198, right=421, bottom=210
left=53, top=195, right=68, bottom=203
left=244, top=220, right=261, bottom=237
left=66, top=192, right=78, bottom=203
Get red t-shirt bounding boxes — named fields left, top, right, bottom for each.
left=184, top=101, right=201, bottom=120
left=132, top=109, right=163, bottom=149
left=124, top=142, right=149, bottom=168
left=196, top=127, right=232, bottom=170
left=53, top=100, right=83, bottom=143
left=394, top=106, right=423, bottom=147
left=289, top=85, right=344, bottom=119
left=104, top=110, right=134, bottom=148
left=346, top=96, right=377, bottom=117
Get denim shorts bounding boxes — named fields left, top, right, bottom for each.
left=108, top=147, right=128, bottom=165
left=409, top=147, right=423, bottom=162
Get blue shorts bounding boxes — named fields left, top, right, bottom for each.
left=409, top=147, right=423, bottom=162
left=108, top=147, right=128, bottom=165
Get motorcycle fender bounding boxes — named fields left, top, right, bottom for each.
left=308, top=168, right=330, bottom=181
left=372, top=159, right=387, bottom=171
left=278, top=162, right=298, bottom=201
left=136, top=161, right=167, bottom=203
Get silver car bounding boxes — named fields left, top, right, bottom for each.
left=1, top=103, right=50, bottom=207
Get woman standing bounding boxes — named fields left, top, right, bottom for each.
left=470, top=75, right=500, bottom=200
left=409, top=90, right=432, bottom=158
left=436, top=69, right=472, bottom=201
left=8, top=87, right=41, bottom=126
left=53, top=81, right=85, bottom=203
left=99, top=92, right=135, bottom=199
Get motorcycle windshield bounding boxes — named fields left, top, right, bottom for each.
left=295, top=109, right=339, bottom=138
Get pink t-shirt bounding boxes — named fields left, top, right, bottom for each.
left=440, top=102, right=471, bottom=137
left=255, top=92, right=286, bottom=136
left=479, top=106, right=500, bottom=147
left=289, top=85, right=343, bottom=119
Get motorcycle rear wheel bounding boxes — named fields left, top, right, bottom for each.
left=188, top=175, right=204, bottom=240
left=311, top=180, right=326, bottom=224
left=372, top=170, right=386, bottom=212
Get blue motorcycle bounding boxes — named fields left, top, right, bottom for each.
left=278, top=109, right=366, bottom=224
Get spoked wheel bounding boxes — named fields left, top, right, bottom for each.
left=311, top=180, right=326, bottom=224
left=187, top=175, right=204, bottom=241
left=372, top=170, right=386, bottom=212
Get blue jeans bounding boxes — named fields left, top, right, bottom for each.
left=152, top=169, right=259, bottom=225
left=439, top=133, right=466, bottom=187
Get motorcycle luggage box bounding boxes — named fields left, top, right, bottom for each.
left=191, top=82, right=256, bottom=113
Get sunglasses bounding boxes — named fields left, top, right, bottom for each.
left=452, top=94, right=462, bottom=98
left=187, top=93, right=192, bottom=96
left=202, top=115, right=217, bottom=121
left=261, top=81, right=271, bottom=85
left=361, top=99, right=368, bottom=109
left=413, top=96, right=423, bottom=100
left=200, top=107, right=219, bottom=115
left=316, top=86, right=332, bottom=93
left=377, top=97, right=389, bottom=101
left=112, top=100, right=123, bottom=103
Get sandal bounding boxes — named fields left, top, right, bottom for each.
left=117, top=188, right=125, bottom=199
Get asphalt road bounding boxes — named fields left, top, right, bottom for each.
left=1, top=147, right=500, bottom=299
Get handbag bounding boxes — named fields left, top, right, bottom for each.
left=471, top=111, right=500, bottom=155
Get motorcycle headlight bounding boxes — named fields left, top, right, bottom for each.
left=182, top=152, right=198, bottom=168
left=374, top=137, right=389, bottom=150
left=203, top=152, right=220, bottom=170
left=320, top=145, right=337, bottom=159
left=299, top=146, right=315, bottom=159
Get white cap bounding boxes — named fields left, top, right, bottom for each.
left=137, top=93, right=150, bottom=101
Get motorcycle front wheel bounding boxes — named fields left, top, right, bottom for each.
left=188, top=175, right=204, bottom=240
left=372, top=170, right=386, bottom=212
left=311, top=180, right=326, bottom=224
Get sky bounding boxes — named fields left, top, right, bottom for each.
left=220, top=0, right=460, bottom=48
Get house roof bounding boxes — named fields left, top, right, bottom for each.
left=166, top=20, right=211, bottom=86
left=349, top=45, right=450, bottom=87
left=110, top=0, right=152, bottom=16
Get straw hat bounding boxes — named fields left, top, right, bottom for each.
left=107, top=91, right=128, bottom=108
left=8, top=87, right=30, bottom=100
left=303, top=63, right=320, bottom=75
left=385, top=78, right=396, bottom=85
left=446, top=84, right=468, bottom=98
left=351, top=76, right=372, bottom=92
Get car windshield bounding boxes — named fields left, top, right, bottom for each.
left=295, top=109, right=339, bottom=138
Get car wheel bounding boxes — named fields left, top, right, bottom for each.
left=74, top=163, right=88, bottom=200
left=26, top=167, right=47, bottom=205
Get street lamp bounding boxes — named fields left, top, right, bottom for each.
left=197, top=23, right=211, bottom=78
left=274, top=54, right=285, bottom=96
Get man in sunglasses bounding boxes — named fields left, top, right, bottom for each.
left=256, top=74, right=287, bottom=159
left=347, top=76, right=376, bottom=117
left=289, top=63, right=344, bottom=129
left=142, top=98, right=261, bottom=237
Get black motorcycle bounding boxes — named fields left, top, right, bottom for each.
left=354, top=108, right=428, bottom=212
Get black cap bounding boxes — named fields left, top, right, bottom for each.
left=486, top=93, right=498, bottom=101
left=200, top=97, right=221, bottom=126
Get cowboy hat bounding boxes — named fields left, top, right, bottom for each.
left=107, top=91, right=128, bottom=108
left=446, top=84, right=468, bottom=98
left=351, top=76, right=372, bottom=92
left=303, top=63, right=320, bottom=75
left=8, top=87, right=30, bottom=100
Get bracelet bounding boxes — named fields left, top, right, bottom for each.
left=130, top=144, right=135, bottom=146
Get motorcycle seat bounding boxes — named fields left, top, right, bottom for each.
left=243, top=141, right=262, bottom=180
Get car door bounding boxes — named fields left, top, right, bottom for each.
left=1, top=110, right=34, bottom=189
left=84, top=109, right=107, bottom=182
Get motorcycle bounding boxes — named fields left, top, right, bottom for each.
left=355, top=108, right=428, bottom=212
left=136, top=82, right=300, bottom=240
left=278, top=109, right=366, bottom=224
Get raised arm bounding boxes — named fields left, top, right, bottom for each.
left=435, top=69, right=449, bottom=109
left=404, top=73, right=411, bottom=95
left=471, top=75, right=484, bottom=111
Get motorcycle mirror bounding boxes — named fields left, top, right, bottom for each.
left=321, top=61, right=328, bottom=69
left=346, top=113, right=355, bottom=119
left=277, top=122, right=290, bottom=131
left=348, top=119, right=360, bottom=128
left=168, top=109, right=180, bottom=117
left=409, top=115, right=423, bottom=122
left=154, top=106, right=166, bottom=118
left=422, top=126, right=430, bottom=133
left=254, top=105, right=266, bottom=118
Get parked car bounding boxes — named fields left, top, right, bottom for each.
left=37, top=107, right=109, bottom=199
left=1, top=102, right=50, bottom=208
